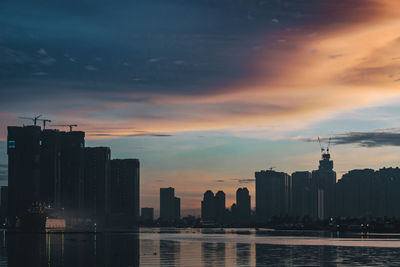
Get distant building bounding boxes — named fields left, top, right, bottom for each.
left=201, top=190, right=215, bottom=222
left=110, top=159, right=140, bottom=228
left=84, top=147, right=111, bottom=227
left=291, top=171, right=312, bottom=218
left=236, top=187, right=251, bottom=221
left=141, top=207, right=154, bottom=221
left=7, top=125, right=42, bottom=227
left=255, top=170, right=291, bottom=221
left=311, top=152, right=336, bottom=220
left=336, top=169, right=374, bottom=218
left=160, top=187, right=180, bottom=221
left=215, top=191, right=226, bottom=223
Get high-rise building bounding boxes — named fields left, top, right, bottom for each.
left=40, top=129, right=62, bottom=206
left=236, top=187, right=251, bottom=221
left=160, top=187, right=180, bottom=221
left=110, top=159, right=140, bottom=228
left=84, top=147, right=111, bottom=227
left=291, top=171, right=312, bottom=218
left=311, top=152, right=336, bottom=220
left=7, top=125, right=41, bottom=226
left=141, top=207, right=154, bottom=221
left=255, top=170, right=291, bottom=221
left=201, top=190, right=215, bottom=222
left=58, top=131, right=85, bottom=217
left=215, top=191, right=226, bottom=223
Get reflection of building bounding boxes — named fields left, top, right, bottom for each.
left=84, top=147, right=111, bottom=227
left=160, top=187, right=180, bottom=221
left=141, top=207, right=154, bottom=221
left=109, top=159, right=140, bottom=228
left=255, top=170, right=291, bottom=221
left=236, top=188, right=251, bottom=221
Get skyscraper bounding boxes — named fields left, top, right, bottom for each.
left=110, top=159, right=140, bottom=228
left=255, top=170, right=291, bottom=221
left=215, top=191, right=226, bottom=223
left=160, top=187, right=180, bottom=221
left=201, top=190, right=215, bottom=222
left=311, top=152, right=336, bottom=220
left=236, top=187, right=251, bottom=221
left=40, top=129, right=62, bottom=206
left=291, top=171, right=312, bottom=218
left=7, top=125, right=41, bottom=227
left=59, top=131, right=85, bottom=217
left=84, top=147, right=111, bottom=227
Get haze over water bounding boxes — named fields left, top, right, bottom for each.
left=1, top=229, right=400, bottom=266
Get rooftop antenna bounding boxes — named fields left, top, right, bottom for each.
left=51, top=124, right=78, bottom=132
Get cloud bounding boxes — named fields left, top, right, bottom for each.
left=236, top=178, right=255, bottom=183
left=305, top=131, right=400, bottom=148
left=37, top=49, right=47, bottom=55
left=216, top=179, right=224, bottom=183
left=329, top=132, right=400, bottom=147
left=85, top=65, right=97, bottom=71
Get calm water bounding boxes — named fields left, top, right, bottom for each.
left=0, top=228, right=400, bottom=266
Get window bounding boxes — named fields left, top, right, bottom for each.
left=8, top=140, right=15, bottom=149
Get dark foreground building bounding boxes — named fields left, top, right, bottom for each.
left=109, top=159, right=140, bottom=228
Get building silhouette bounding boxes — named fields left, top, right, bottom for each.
left=215, top=191, right=226, bottom=223
left=236, top=188, right=251, bottom=221
left=7, top=125, right=42, bottom=227
left=160, top=187, right=180, bottom=221
left=109, top=159, right=140, bottom=228
left=255, top=170, right=291, bottom=221
left=6, top=123, right=140, bottom=229
left=141, top=207, right=154, bottom=221
left=84, top=147, right=111, bottom=227
left=201, top=190, right=215, bottom=222
left=311, top=151, right=336, bottom=220
left=291, top=171, right=312, bottom=219
left=59, top=131, right=85, bottom=217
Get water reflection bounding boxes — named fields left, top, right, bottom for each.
left=1, top=229, right=400, bottom=266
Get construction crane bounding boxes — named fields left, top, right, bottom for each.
left=38, top=119, right=52, bottom=129
left=317, top=136, right=325, bottom=153
left=326, top=137, right=332, bottom=153
left=18, top=115, right=42, bottom=126
left=51, top=124, right=78, bottom=132
left=269, top=166, right=276, bottom=171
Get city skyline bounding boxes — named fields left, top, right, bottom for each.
left=2, top=0, right=400, bottom=215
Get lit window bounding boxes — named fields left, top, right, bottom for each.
left=8, top=140, right=15, bottom=149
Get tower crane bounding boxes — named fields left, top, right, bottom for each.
left=18, top=115, right=42, bottom=126
left=37, top=119, right=51, bottom=129
left=51, top=124, right=78, bottom=132
left=317, top=136, right=325, bottom=153
left=326, top=137, right=332, bottom=153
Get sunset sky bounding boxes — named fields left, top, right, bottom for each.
left=1, top=0, right=400, bottom=215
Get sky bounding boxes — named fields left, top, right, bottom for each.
left=1, top=0, right=400, bottom=216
